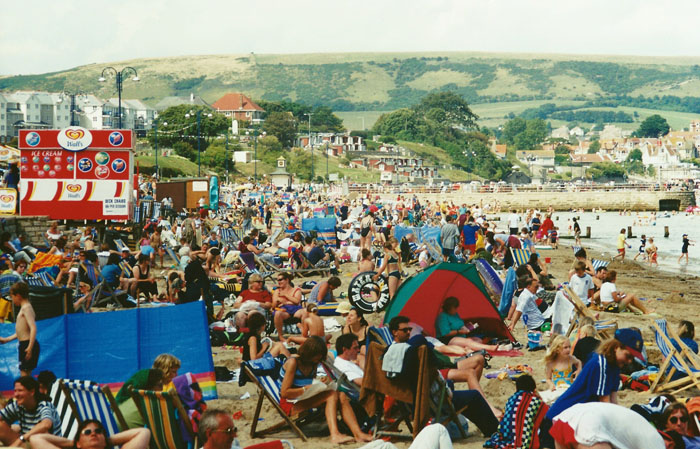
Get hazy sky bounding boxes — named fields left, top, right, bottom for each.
left=3, top=0, right=699, bottom=75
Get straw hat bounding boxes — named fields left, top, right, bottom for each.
left=335, top=301, right=353, bottom=315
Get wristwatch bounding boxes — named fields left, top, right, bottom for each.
left=19, top=435, right=25, bottom=442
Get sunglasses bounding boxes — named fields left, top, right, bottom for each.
left=81, top=428, right=105, bottom=436
left=277, top=278, right=286, bottom=282
left=669, top=415, right=688, bottom=424
left=213, top=427, right=237, bottom=435
left=398, top=327, right=412, bottom=333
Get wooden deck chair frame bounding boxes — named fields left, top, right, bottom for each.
left=165, top=246, right=181, bottom=266
left=294, top=252, right=332, bottom=277
left=509, top=247, right=531, bottom=267
left=58, top=380, right=128, bottom=436
left=562, top=286, right=615, bottom=339
left=649, top=320, right=700, bottom=395
left=113, top=239, right=130, bottom=253
left=128, top=386, right=196, bottom=449
left=80, top=261, right=129, bottom=310
left=243, top=365, right=309, bottom=442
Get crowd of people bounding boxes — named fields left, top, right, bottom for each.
left=0, top=185, right=698, bottom=449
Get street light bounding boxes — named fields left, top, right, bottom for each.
left=98, top=66, right=139, bottom=129
left=245, top=128, right=266, bottom=183
left=153, top=115, right=166, bottom=179
left=305, top=112, right=314, bottom=180
left=325, top=141, right=329, bottom=182
left=185, top=109, right=213, bottom=177
left=56, top=91, right=87, bottom=126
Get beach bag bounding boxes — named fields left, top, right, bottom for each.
left=210, top=330, right=244, bottom=347
left=527, top=331, right=545, bottom=350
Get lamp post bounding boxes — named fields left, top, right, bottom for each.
left=325, top=141, right=329, bottom=182
left=98, top=66, right=139, bottom=129
left=305, top=112, right=314, bottom=181
left=153, top=116, right=166, bottom=180
left=57, top=91, right=87, bottom=126
left=225, top=132, right=229, bottom=185
left=186, top=109, right=213, bottom=177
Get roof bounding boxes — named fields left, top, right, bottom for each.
left=493, top=144, right=507, bottom=154
left=571, top=154, right=608, bottom=163
left=154, top=95, right=209, bottom=111
left=212, top=93, right=264, bottom=113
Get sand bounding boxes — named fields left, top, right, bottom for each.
left=205, top=246, right=700, bottom=448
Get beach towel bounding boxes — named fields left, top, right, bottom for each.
left=28, top=252, right=63, bottom=274
left=499, top=268, right=517, bottom=317
left=484, top=390, right=548, bottom=449
left=551, top=290, right=576, bottom=335
left=173, top=373, right=207, bottom=438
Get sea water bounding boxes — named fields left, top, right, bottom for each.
left=496, top=211, right=700, bottom=277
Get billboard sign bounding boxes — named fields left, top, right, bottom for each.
left=18, top=129, right=134, bottom=220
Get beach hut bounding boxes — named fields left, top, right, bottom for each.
left=382, top=262, right=514, bottom=341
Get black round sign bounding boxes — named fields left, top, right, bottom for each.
left=348, top=271, right=391, bottom=313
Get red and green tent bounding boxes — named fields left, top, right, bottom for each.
left=382, top=262, right=514, bottom=341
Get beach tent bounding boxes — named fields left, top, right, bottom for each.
left=382, top=262, right=514, bottom=341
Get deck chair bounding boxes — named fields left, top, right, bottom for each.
left=113, top=239, right=130, bottom=253
left=572, top=246, right=583, bottom=254
left=80, top=261, right=129, bottom=309
left=321, top=357, right=361, bottom=402
left=242, top=364, right=311, bottom=442
left=35, top=270, right=57, bottom=287
left=0, top=273, right=20, bottom=321
left=58, top=379, right=128, bottom=437
left=366, top=326, right=394, bottom=348
left=49, top=380, right=79, bottom=439
left=649, top=319, right=700, bottom=395
left=119, top=260, right=133, bottom=278
left=424, top=238, right=443, bottom=264
left=591, top=259, right=609, bottom=272
left=561, top=286, right=615, bottom=339
left=509, top=247, right=531, bottom=267
left=165, top=246, right=181, bottom=266
left=129, top=386, right=196, bottom=449
left=239, top=253, right=274, bottom=280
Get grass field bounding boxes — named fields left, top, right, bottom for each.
left=335, top=111, right=389, bottom=131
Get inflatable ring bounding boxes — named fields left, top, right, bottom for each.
left=348, top=271, right=391, bottom=314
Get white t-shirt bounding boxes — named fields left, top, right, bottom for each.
left=569, top=273, right=594, bottom=305
left=508, top=213, right=520, bottom=229
left=600, top=282, right=618, bottom=304
left=516, top=288, right=545, bottom=330
left=334, top=357, right=364, bottom=383
left=553, top=403, right=664, bottom=449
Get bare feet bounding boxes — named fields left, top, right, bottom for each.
left=354, top=431, right=373, bottom=442
left=330, top=433, right=354, bottom=444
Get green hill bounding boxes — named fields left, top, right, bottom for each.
left=4, top=52, right=700, bottom=114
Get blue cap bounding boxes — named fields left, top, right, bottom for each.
left=615, top=328, right=645, bottom=363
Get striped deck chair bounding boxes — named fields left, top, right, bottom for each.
left=57, top=379, right=127, bottom=437
left=119, top=260, right=133, bottom=278
left=0, top=273, right=20, bottom=321
left=242, top=364, right=310, bottom=441
left=591, top=259, right=609, bottom=272
left=509, top=247, right=531, bottom=267
left=650, top=319, right=700, bottom=395
left=424, top=238, right=443, bottom=264
left=50, top=380, right=79, bottom=439
left=562, top=286, right=615, bottom=339
left=129, top=387, right=195, bottom=449
left=366, top=326, right=394, bottom=347
left=25, top=276, right=46, bottom=288
left=165, top=246, right=180, bottom=266
left=113, top=239, right=130, bottom=253
left=35, top=270, right=57, bottom=287
left=80, top=262, right=128, bottom=309
left=220, top=227, right=236, bottom=247
left=572, top=246, right=583, bottom=254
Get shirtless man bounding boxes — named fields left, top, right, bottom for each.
left=0, top=282, right=39, bottom=376
left=288, top=304, right=330, bottom=345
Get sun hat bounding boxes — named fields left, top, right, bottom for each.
left=335, top=301, right=353, bottom=315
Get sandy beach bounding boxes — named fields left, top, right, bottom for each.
left=206, top=245, right=700, bottom=448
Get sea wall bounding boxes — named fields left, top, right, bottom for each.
left=372, top=190, right=695, bottom=211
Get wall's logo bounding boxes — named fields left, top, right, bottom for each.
left=66, top=184, right=82, bottom=193
left=78, top=158, right=93, bottom=172
left=58, top=127, right=92, bottom=151
left=25, top=132, right=40, bottom=147
left=111, top=158, right=126, bottom=173
left=109, top=132, right=124, bottom=146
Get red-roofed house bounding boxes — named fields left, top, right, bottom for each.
left=211, top=93, right=265, bottom=124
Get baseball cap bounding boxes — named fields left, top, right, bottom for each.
left=615, top=328, right=645, bottom=363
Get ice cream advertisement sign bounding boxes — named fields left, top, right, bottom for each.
left=57, top=127, right=93, bottom=151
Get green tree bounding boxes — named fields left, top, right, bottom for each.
left=310, top=106, right=345, bottom=133
left=413, top=91, right=478, bottom=129
left=288, top=148, right=313, bottom=180
left=554, top=144, right=570, bottom=155
left=588, top=140, right=601, bottom=154
left=513, top=119, right=547, bottom=150
left=633, top=114, right=670, bottom=137
left=627, top=148, right=643, bottom=162
left=201, top=143, right=227, bottom=172
left=373, top=109, right=422, bottom=140
left=501, top=118, right=527, bottom=145
left=148, top=105, right=228, bottom=151
left=256, top=135, right=284, bottom=166
left=173, top=141, right=196, bottom=162
left=262, top=112, right=298, bottom=148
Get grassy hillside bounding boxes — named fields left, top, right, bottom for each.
left=4, top=52, right=700, bottom=114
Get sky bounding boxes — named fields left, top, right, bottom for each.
left=3, top=0, right=700, bottom=75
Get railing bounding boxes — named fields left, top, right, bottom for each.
left=347, top=183, right=690, bottom=195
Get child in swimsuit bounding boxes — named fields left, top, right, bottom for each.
left=540, top=335, right=582, bottom=404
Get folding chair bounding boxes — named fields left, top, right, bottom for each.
left=0, top=273, right=19, bottom=322
left=239, top=253, right=274, bottom=280
left=242, top=364, right=310, bottom=442
left=129, top=386, right=196, bottom=449
left=49, top=380, right=79, bottom=439
left=561, top=286, right=615, bottom=339
left=58, top=379, right=128, bottom=437
left=80, top=261, right=129, bottom=309
left=572, top=246, right=583, bottom=254
left=321, top=357, right=361, bottom=402
left=509, top=247, right=531, bottom=267
left=591, top=259, right=609, bottom=272
left=113, top=239, right=130, bottom=253
left=366, top=326, right=394, bottom=347
left=119, top=260, right=133, bottom=278
left=165, top=246, right=181, bottom=266
left=649, top=319, right=700, bottom=395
